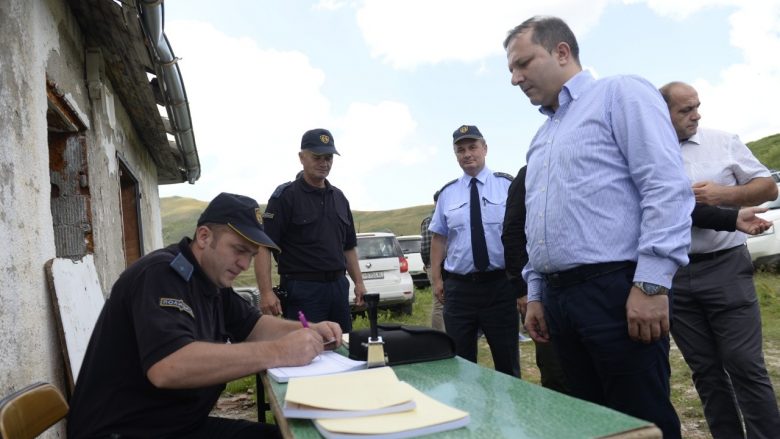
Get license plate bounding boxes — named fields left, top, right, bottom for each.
left=362, top=272, right=384, bottom=280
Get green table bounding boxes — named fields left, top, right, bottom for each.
left=263, top=356, right=661, bottom=438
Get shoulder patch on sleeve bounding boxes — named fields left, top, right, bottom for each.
left=438, top=178, right=458, bottom=193
left=159, top=298, right=195, bottom=318
left=271, top=181, right=293, bottom=198
left=493, top=171, right=514, bottom=181
left=169, top=252, right=194, bottom=281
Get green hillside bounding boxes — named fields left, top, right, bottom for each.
left=748, top=133, right=780, bottom=170
left=160, top=196, right=433, bottom=247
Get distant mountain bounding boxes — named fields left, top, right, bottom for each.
left=160, top=196, right=433, bottom=247
left=747, top=133, right=780, bottom=170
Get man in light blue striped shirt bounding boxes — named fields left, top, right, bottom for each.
left=504, top=16, right=694, bottom=438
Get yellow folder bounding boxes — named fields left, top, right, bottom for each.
left=285, top=366, right=413, bottom=411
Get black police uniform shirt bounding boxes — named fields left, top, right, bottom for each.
left=263, top=177, right=358, bottom=273
left=67, top=237, right=261, bottom=438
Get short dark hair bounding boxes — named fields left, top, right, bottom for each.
left=503, top=16, right=580, bottom=65
left=193, top=222, right=230, bottom=245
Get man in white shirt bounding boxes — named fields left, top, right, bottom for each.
left=661, top=81, right=780, bottom=439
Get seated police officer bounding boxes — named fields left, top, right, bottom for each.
left=67, top=193, right=342, bottom=439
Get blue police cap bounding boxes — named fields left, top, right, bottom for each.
left=197, top=193, right=280, bottom=253
left=301, top=128, right=340, bottom=155
left=452, top=125, right=484, bottom=144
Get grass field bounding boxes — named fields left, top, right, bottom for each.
left=221, top=272, right=780, bottom=438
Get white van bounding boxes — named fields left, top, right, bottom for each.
left=396, top=235, right=428, bottom=288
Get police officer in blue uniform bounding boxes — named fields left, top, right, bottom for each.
left=67, top=193, right=343, bottom=439
left=429, top=125, right=520, bottom=377
left=255, top=128, right=366, bottom=332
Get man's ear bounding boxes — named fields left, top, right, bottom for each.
left=193, top=225, right=212, bottom=249
left=555, top=41, right=572, bottom=65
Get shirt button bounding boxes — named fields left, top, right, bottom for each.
left=538, top=240, right=544, bottom=244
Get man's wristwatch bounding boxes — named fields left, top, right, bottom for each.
left=633, top=281, right=669, bottom=296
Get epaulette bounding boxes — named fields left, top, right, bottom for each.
left=494, top=171, right=514, bottom=181
left=438, top=178, right=458, bottom=193
left=169, top=252, right=193, bottom=282
left=271, top=181, right=293, bottom=198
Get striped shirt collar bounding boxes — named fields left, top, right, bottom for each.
left=539, top=69, right=592, bottom=117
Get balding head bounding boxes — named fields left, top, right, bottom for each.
left=660, top=82, right=701, bottom=142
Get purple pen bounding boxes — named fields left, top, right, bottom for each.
left=298, top=310, right=309, bottom=328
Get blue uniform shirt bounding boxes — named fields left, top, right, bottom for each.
left=429, top=167, right=512, bottom=275
left=522, top=71, right=694, bottom=301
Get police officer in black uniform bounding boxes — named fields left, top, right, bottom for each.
left=255, top=128, right=366, bottom=332
left=67, top=193, right=342, bottom=439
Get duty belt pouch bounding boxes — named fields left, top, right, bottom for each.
left=348, top=323, right=455, bottom=366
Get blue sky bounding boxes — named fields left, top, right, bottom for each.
left=159, top=0, right=780, bottom=211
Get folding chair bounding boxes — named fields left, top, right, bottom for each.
left=0, top=382, right=68, bottom=439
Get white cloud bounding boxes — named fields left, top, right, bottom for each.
left=354, top=0, right=609, bottom=70
left=326, top=100, right=437, bottom=209
left=641, top=0, right=780, bottom=140
left=313, top=0, right=353, bottom=11
left=160, top=20, right=430, bottom=206
left=353, top=0, right=780, bottom=141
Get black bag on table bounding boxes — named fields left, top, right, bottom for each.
left=348, top=323, right=456, bottom=366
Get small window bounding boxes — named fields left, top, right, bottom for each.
left=357, top=237, right=401, bottom=259
left=398, top=239, right=421, bottom=254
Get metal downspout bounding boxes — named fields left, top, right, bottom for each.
left=138, top=0, right=201, bottom=183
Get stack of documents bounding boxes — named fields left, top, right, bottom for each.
left=282, top=366, right=470, bottom=438
left=283, top=367, right=415, bottom=419
left=268, top=351, right=366, bottom=383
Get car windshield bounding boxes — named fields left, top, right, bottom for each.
left=357, top=237, right=402, bottom=259
left=399, top=239, right=421, bottom=254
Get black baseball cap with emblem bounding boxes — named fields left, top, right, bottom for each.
left=452, top=125, right=484, bottom=144
left=301, top=128, right=340, bottom=155
left=197, top=192, right=280, bottom=253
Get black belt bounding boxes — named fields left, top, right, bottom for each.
left=283, top=271, right=345, bottom=282
left=445, top=269, right=506, bottom=283
left=543, top=261, right=635, bottom=289
left=688, top=245, right=742, bottom=264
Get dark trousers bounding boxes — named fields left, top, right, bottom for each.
left=281, top=276, right=352, bottom=332
left=672, top=245, right=780, bottom=439
left=542, top=265, right=681, bottom=439
left=107, top=417, right=282, bottom=439
left=534, top=339, right=569, bottom=394
left=443, top=276, right=520, bottom=377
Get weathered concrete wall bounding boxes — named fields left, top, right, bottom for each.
left=82, top=57, right=164, bottom=296
left=0, top=0, right=68, bottom=413
left=0, top=1, right=165, bottom=431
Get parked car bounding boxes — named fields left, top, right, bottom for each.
left=348, top=232, right=415, bottom=315
left=233, top=287, right=260, bottom=307
left=747, top=184, right=780, bottom=268
left=396, top=235, right=429, bottom=288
